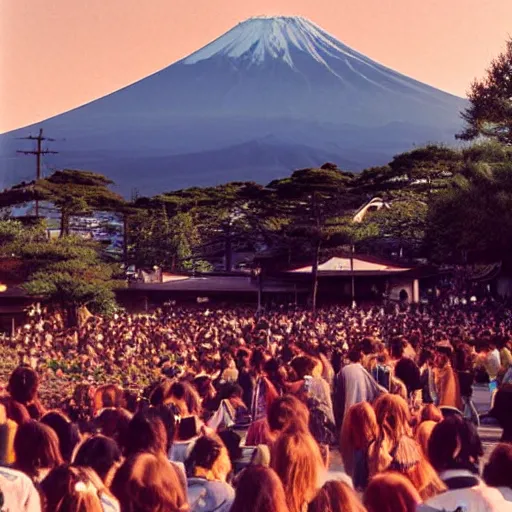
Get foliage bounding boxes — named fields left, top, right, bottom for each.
left=457, top=39, right=512, bottom=144
left=427, top=158, right=512, bottom=263
left=0, top=170, right=126, bottom=236
left=0, top=220, right=121, bottom=320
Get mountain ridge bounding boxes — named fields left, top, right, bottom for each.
left=0, top=15, right=466, bottom=195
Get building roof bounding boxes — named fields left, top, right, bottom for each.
left=288, top=255, right=411, bottom=274
left=129, top=275, right=308, bottom=293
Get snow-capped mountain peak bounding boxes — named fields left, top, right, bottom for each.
left=183, top=15, right=365, bottom=69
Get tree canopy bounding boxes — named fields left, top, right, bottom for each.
left=457, top=38, right=512, bottom=145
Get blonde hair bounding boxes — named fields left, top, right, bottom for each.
left=340, top=403, right=378, bottom=477
left=271, top=428, right=323, bottom=512
left=415, top=420, right=437, bottom=458
left=369, top=395, right=412, bottom=475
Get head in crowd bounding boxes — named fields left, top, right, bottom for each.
left=340, top=402, right=378, bottom=477
left=308, top=480, right=367, bottom=512
left=364, top=472, right=421, bottom=512
left=419, top=404, right=442, bottom=424
left=14, top=420, right=64, bottom=482
left=41, top=411, right=81, bottom=462
left=415, top=420, right=437, bottom=458
left=271, top=427, right=324, bottom=512
left=8, top=365, right=39, bottom=405
left=230, top=465, right=289, bottom=512
left=267, top=395, right=310, bottom=434
left=111, top=453, right=187, bottom=512
left=483, top=443, right=512, bottom=492
left=123, top=411, right=168, bottom=457
left=7, top=365, right=44, bottom=420
left=369, top=394, right=412, bottom=474
left=291, top=356, right=317, bottom=380
left=93, top=384, right=123, bottom=414
left=169, top=381, right=202, bottom=418
left=186, top=435, right=232, bottom=482
left=41, top=465, right=114, bottom=512
left=73, top=435, right=122, bottom=485
left=94, top=408, right=132, bottom=447
left=428, top=415, right=483, bottom=474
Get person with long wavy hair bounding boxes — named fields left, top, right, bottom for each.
left=14, top=420, right=64, bottom=484
left=339, top=402, right=378, bottom=490
left=111, top=453, right=187, bottom=512
left=230, top=465, right=289, bottom=512
left=41, top=465, right=119, bottom=512
left=368, top=394, right=445, bottom=500
left=364, top=472, right=421, bottom=512
left=271, top=427, right=324, bottom=512
left=308, top=480, right=367, bottom=512
left=186, top=435, right=234, bottom=512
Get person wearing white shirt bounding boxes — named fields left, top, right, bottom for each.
left=0, top=466, right=41, bottom=512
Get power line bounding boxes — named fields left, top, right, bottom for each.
left=16, top=128, right=58, bottom=217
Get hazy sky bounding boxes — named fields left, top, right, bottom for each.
left=1, top=0, right=511, bottom=133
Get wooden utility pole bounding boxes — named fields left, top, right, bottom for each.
left=17, top=128, right=58, bottom=217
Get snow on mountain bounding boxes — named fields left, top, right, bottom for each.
left=0, top=16, right=466, bottom=195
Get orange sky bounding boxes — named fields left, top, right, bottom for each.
left=1, top=0, right=511, bottom=134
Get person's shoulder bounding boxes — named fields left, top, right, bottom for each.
left=0, top=466, right=32, bottom=486
left=424, top=485, right=512, bottom=511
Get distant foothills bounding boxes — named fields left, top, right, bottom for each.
left=0, top=16, right=466, bottom=197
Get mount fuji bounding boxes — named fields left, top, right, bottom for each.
left=0, top=16, right=466, bottom=195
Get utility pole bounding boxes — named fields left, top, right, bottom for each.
left=17, top=128, right=58, bottom=217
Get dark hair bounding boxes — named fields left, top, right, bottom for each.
left=95, top=408, right=132, bottom=447
left=291, top=356, right=317, bottom=379
left=267, top=395, right=310, bottom=433
left=348, top=349, right=362, bottom=363
left=483, top=443, right=512, bottom=489
left=185, top=436, right=223, bottom=474
left=124, top=411, right=168, bottom=457
left=148, top=405, right=177, bottom=452
left=14, top=420, right=64, bottom=480
left=428, top=416, right=483, bottom=473
left=230, top=466, right=289, bottom=512
left=41, top=411, right=81, bottom=462
left=8, top=366, right=39, bottom=404
left=390, top=340, right=405, bottom=359
left=218, top=430, right=242, bottom=462
left=74, top=435, right=122, bottom=483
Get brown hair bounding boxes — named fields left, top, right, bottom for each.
left=415, top=420, right=437, bottom=458
left=271, top=428, right=323, bottom=512
left=231, top=465, right=289, bottom=512
left=14, top=420, right=64, bottom=481
left=340, top=403, right=378, bottom=477
left=41, top=465, right=115, bottom=512
left=95, top=408, right=132, bottom=447
left=368, top=395, right=412, bottom=475
left=308, top=480, right=367, bottom=512
left=419, top=404, right=442, bottom=424
left=123, top=412, right=167, bottom=457
left=93, top=384, right=123, bottom=414
left=364, top=472, right=420, bottom=512
left=483, top=443, right=512, bottom=489
left=111, top=453, right=187, bottom=512
left=267, top=395, right=310, bottom=433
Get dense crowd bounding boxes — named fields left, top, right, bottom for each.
left=1, top=300, right=512, bottom=511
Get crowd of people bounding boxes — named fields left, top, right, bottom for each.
left=0, top=300, right=512, bottom=511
